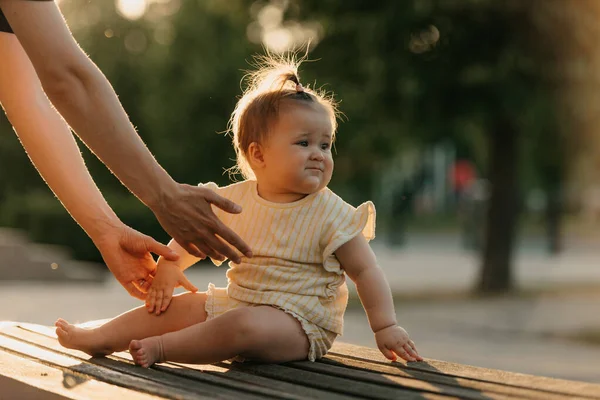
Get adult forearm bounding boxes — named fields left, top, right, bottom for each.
left=354, top=266, right=398, bottom=332
left=4, top=97, right=121, bottom=240
left=43, top=60, right=176, bottom=211
left=0, top=36, right=121, bottom=242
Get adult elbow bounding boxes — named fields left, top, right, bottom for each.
left=38, top=60, right=92, bottom=105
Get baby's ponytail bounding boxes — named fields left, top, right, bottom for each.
left=227, top=53, right=338, bottom=180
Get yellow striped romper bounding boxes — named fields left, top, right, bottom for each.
left=201, top=180, right=375, bottom=361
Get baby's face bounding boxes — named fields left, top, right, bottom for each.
left=261, top=102, right=334, bottom=196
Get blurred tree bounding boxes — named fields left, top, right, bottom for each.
left=297, top=0, right=558, bottom=293
left=0, top=0, right=575, bottom=288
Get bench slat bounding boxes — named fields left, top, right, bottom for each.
left=0, top=349, right=159, bottom=400
left=170, top=362, right=361, bottom=400
left=0, top=333, right=214, bottom=400
left=226, top=362, right=457, bottom=399
left=331, top=342, right=600, bottom=399
left=290, top=358, right=509, bottom=400
left=2, top=322, right=597, bottom=400
left=319, top=354, right=578, bottom=400
left=1, top=326, right=275, bottom=400
left=9, top=324, right=350, bottom=400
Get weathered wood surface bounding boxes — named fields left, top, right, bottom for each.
left=1, top=322, right=599, bottom=400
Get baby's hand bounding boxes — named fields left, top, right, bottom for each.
left=375, top=325, right=423, bottom=362
left=146, top=264, right=198, bottom=315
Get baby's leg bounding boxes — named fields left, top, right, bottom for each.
left=56, top=292, right=208, bottom=356
left=130, top=306, right=309, bottom=367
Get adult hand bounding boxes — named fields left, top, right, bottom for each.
left=94, top=223, right=180, bottom=299
left=152, top=183, right=252, bottom=264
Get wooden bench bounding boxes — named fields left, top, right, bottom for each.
left=1, top=321, right=599, bottom=399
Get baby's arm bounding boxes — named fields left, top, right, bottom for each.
left=146, top=239, right=202, bottom=315
left=336, top=236, right=423, bottom=362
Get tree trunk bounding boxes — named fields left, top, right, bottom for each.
left=546, top=186, right=562, bottom=255
left=478, top=117, right=519, bottom=294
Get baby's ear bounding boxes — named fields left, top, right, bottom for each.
left=248, top=142, right=266, bottom=167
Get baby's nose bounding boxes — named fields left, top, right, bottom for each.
left=311, top=151, right=324, bottom=160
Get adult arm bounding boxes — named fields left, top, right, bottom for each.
left=0, top=0, right=251, bottom=263
left=0, top=32, right=177, bottom=298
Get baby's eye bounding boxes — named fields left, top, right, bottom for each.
left=321, top=143, right=331, bottom=150
left=296, top=140, right=309, bottom=147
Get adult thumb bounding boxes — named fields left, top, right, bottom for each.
left=179, top=275, right=198, bottom=293
left=147, top=237, right=179, bottom=261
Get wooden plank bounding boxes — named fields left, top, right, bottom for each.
left=0, top=348, right=160, bottom=400
left=5, top=325, right=304, bottom=400
left=289, top=358, right=508, bottom=400
left=1, top=371, right=71, bottom=400
left=15, top=324, right=364, bottom=400
left=226, top=362, right=457, bottom=400
left=315, top=354, right=577, bottom=400
left=1, top=327, right=275, bottom=400
left=170, top=362, right=361, bottom=400
left=0, top=334, right=213, bottom=400
left=331, top=342, right=600, bottom=399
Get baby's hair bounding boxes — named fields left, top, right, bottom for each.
left=227, top=52, right=339, bottom=180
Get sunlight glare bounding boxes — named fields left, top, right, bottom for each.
left=116, top=0, right=148, bottom=21
left=262, top=27, right=293, bottom=54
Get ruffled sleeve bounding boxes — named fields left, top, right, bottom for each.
left=322, top=200, right=376, bottom=274
left=198, top=181, right=220, bottom=192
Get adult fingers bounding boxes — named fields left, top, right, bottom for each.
left=146, top=237, right=179, bottom=261
left=186, top=243, right=207, bottom=260
left=136, top=277, right=152, bottom=293
left=212, top=221, right=252, bottom=259
left=205, top=189, right=242, bottom=214
left=125, top=282, right=146, bottom=300
left=179, top=240, right=206, bottom=259
left=204, top=192, right=251, bottom=258
left=204, top=233, right=240, bottom=264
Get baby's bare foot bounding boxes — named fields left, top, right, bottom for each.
left=55, top=318, right=111, bottom=357
left=129, top=337, right=164, bottom=368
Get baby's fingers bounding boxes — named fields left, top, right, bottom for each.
left=403, top=343, right=421, bottom=361
left=394, top=345, right=417, bottom=362
left=154, top=290, right=164, bottom=315
left=379, top=345, right=397, bottom=361
left=407, top=340, right=423, bottom=361
left=146, top=289, right=157, bottom=313
left=160, top=292, right=173, bottom=312
left=179, top=274, right=198, bottom=293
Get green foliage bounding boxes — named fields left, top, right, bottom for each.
left=0, top=0, right=563, bottom=261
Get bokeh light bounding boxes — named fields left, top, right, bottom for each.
left=116, top=0, right=148, bottom=21
left=249, top=0, right=323, bottom=53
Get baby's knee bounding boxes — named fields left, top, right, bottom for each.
left=170, top=291, right=209, bottom=320
left=224, top=308, right=265, bottom=348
